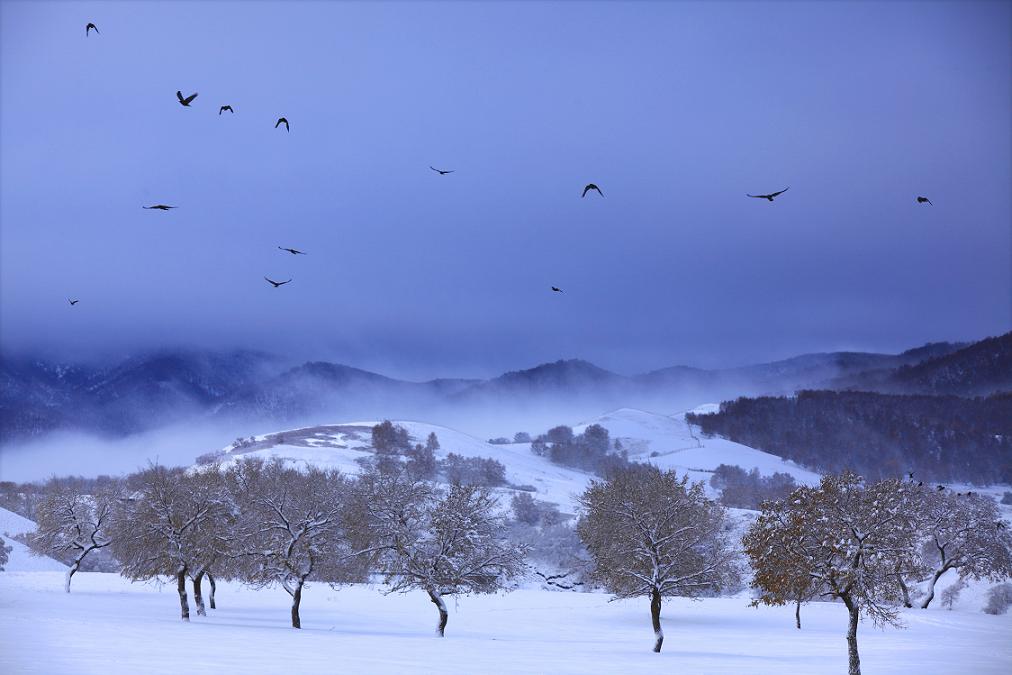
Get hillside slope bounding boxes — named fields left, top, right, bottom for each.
left=200, top=409, right=821, bottom=511
left=0, top=506, right=67, bottom=572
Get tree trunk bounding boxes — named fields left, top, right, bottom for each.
left=795, top=599, right=802, bottom=630
left=65, top=558, right=81, bottom=593
left=427, top=587, right=449, bottom=637
left=291, top=579, right=304, bottom=629
left=193, top=571, right=206, bottom=616
left=898, top=575, right=912, bottom=608
left=843, top=596, right=861, bottom=675
left=176, top=569, right=190, bottom=622
left=920, top=566, right=950, bottom=609
left=207, top=572, right=216, bottom=609
left=650, top=587, right=664, bottom=652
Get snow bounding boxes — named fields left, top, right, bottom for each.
left=1, top=571, right=1009, bottom=674
left=205, top=420, right=595, bottom=512
left=0, top=506, right=67, bottom=572
left=205, top=409, right=821, bottom=512
left=575, top=408, right=822, bottom=493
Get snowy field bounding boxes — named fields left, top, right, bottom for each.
left=1, top=571, right=1010, bottom=675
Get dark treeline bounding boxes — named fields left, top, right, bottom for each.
left=530, top=424, right=628, bottom=475
left=709, top=464, right=798, bottom=510
left=687, top=390, right=1012, bottom=483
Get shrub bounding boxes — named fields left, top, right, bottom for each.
left=442, top=453, right=507, bottom=487
left=983, top=583, right=1012, bottom=615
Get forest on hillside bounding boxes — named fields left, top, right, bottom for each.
left=686, top=390, right=1012, bottom=483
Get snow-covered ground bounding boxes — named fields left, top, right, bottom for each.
left=0, top=571, right=1009, bottom=675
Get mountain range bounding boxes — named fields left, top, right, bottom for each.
left=2, top=332, right=1009, bottom=444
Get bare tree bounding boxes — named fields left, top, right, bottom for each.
left=29, top=482, right=119, bottom=592
left=744, top=472, right=925, bottom=675
left=912, top=488, right=1012, bottom=609
left=226, top=458, right=368, bottom=628
left=354, top=468, right=526, bottom=636
left=111, top=466, right=228, bottom=621
left=0, top=539, right=10, bottom=571
left=577, top=465, right=738, bottom=653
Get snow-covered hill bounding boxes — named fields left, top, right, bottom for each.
left=0, top=506, right=67, bottom=572
left=205, top=420, right=595, bottom=511
left=200, top=407, right=821, bottom=512
left=574, top=407, right=822, bottom=491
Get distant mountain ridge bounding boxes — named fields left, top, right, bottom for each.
left=2, top=334, right=1006, bottom=443
left=827, top=333, right=1011, bottom=397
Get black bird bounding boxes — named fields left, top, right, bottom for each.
left=747, top=187, right=789, bottom=202
left=86, top=23, right=99, bottom=36
left=68, top=299, right=79, bottom=306
left=275, top=117, right=289, bottom=132
left=176, top=91, right=198, bottom=107
left=264, top=276, right=291, bottom=288
left=430, top=166, right=454, bottom=175
left=937, top=485, right=945, bottom=491
left=917, top=481, right=923, bottom=487
left=143, top=204, right=176, bottom=210
left=551, top=286, right=563, bottom=293
left=582, top=183, right=603, bottom=198
left=908, top=472, right=915, bottom=480
left=219, top=105, right=234, bottom=115
left=917, top=196, right=933, bottom=206
left=278, top=246, right=306, bottom=256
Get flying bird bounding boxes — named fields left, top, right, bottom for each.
left=264, top=276, right=291, bottom=288
left=68, top=299, right=79, bottom=306
left=551, top=286, right=563, bottom=293
left=143, top=204, right=176, bottom=210
left=582, top=183, right=603, bottom=198
left=278, top=246, right=306, bottom=255
left=937, top=485, right=945, bottom=491
left=916, top=196, right=933, bottom=205
left=907, top=472, right=914, bottom=480
left=747, top=187, right=789, bottom=202
left=86, top=23, right=99, bottom=36
left=275, top=117, right=289, bottom=132
left=176, top=91, right=198, bottom=107
left=219, top=105, right=234, bottom=115
left=430, top=166, right=454, bottom=175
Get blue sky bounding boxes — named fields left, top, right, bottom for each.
left=1, top=0, right=1009, bottom=378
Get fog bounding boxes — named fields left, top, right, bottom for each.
left=0, top=386, right=723, bottom=483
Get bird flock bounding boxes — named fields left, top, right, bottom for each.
left=69, top=21, right=937, bottom=308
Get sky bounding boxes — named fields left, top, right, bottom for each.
left=1, top=0, right=1009, bottom=379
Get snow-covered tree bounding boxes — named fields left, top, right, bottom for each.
left=940, top=577, right=967, bottom=610
left=353, top=468, right=526, bottom=636
left=983, top=582, right=1012, bottom=615
left=577, top=465, right=738, bottom=653
left=225, top=458, right=368, bottom=628
left=744, top=472, right=924, bottom=675
left=911, top=488, right=1012, bottom=609
left=29, top=482, right=119, bottom=592
left=0, top=539, right=10, bottom=571
left=111, top=466, right=229, bottom=621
